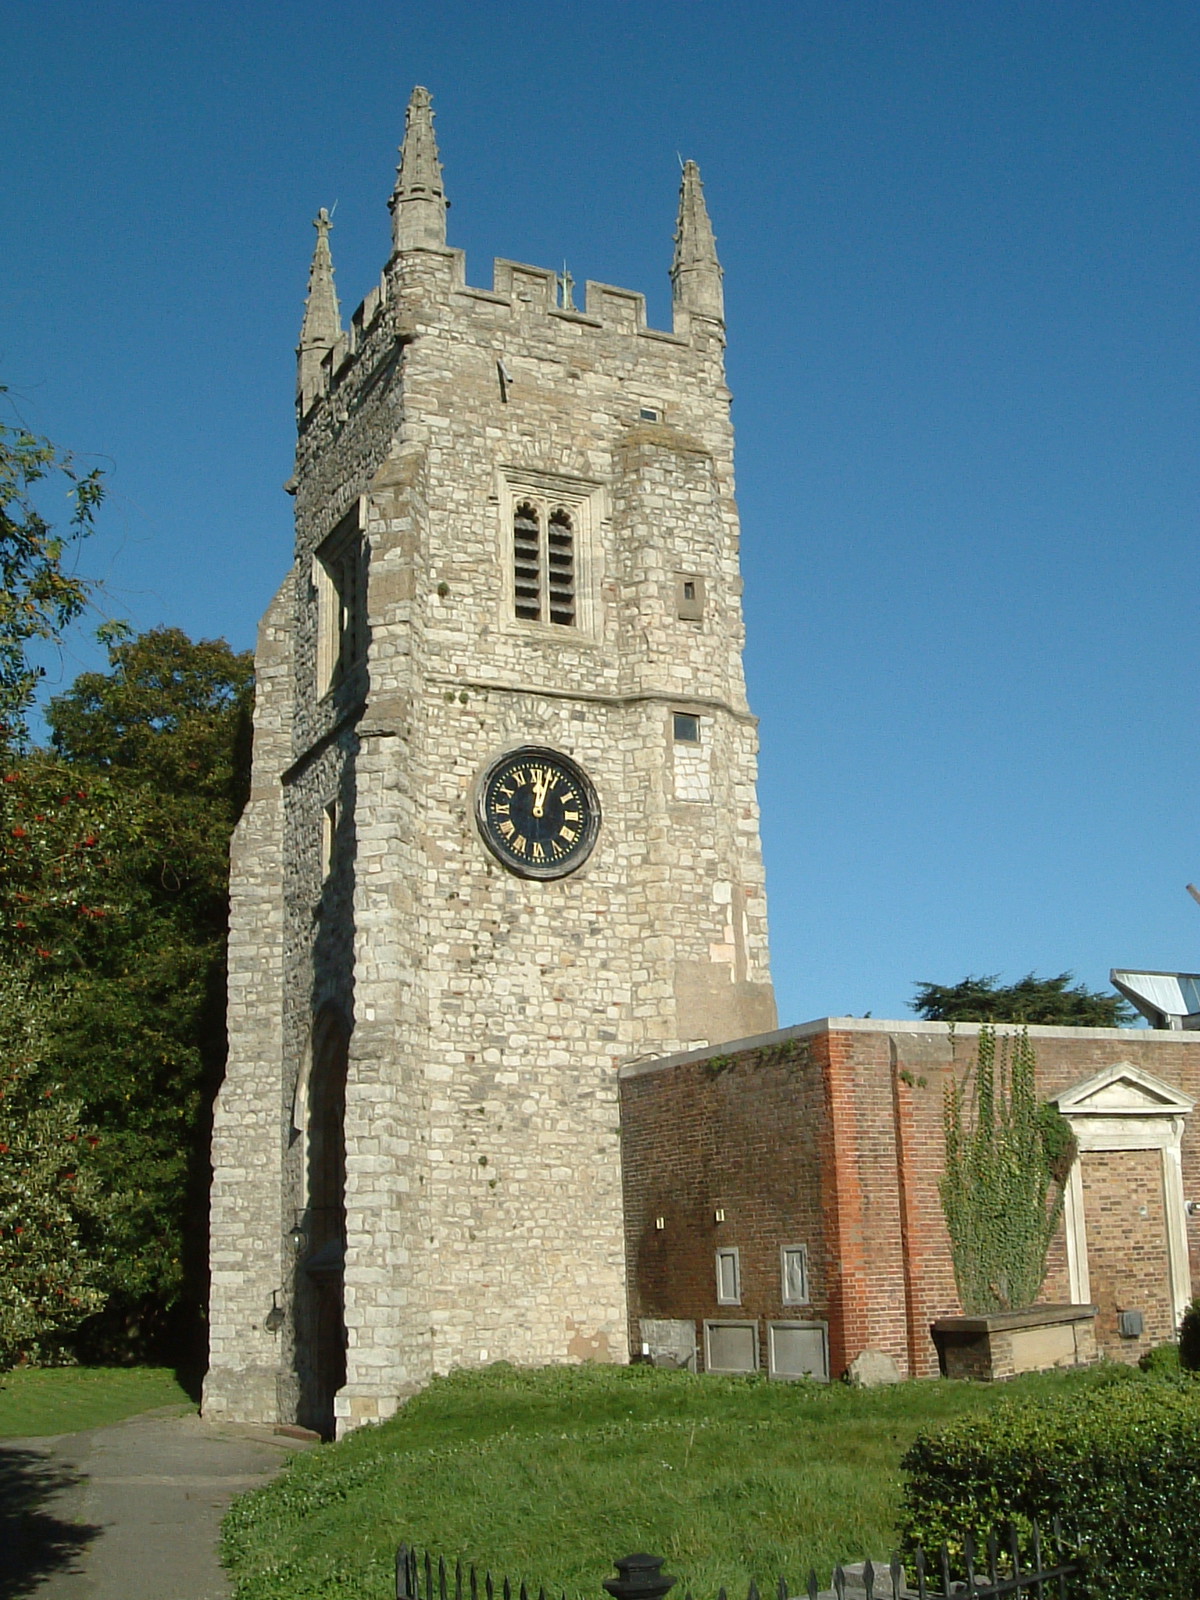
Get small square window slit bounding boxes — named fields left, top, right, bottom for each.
left=675, top=573, right=705, bottom=621
left=321, top=800, right=338, bottom=879
left=673, top=712, right=700, bottom=744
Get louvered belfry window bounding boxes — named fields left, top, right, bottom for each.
left=513, top=500, right=575, bottom=626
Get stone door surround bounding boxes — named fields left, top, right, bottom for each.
left=1053, top=1062, right=1194, bottom=1328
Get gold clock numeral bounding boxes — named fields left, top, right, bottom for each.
left=563, top=810, right=580, bottom=823
left=492, top=802, right=510, bottom=816
left=531, top=841, right=546, bottom=861
left=512, top=834, right=527, bottom=855
left=560, top=825, right=577, bottom=843
left=499, top=819, right=515, bottom=838
left=510, top=768, right=525, bottom=787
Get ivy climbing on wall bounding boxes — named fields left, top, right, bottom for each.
left=940, top=1025, right=1077, bottom=1315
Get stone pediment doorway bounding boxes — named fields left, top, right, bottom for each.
left=1053, top=1063, right=1194, bottom=1356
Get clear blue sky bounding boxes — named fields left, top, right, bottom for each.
left=4, top=1, right=1197, bottom=1026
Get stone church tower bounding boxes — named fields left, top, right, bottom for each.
left=203, top=88, right=775, bottom=1436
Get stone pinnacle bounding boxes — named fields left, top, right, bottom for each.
left=300, top=208, right=342, bottom=350
left=297, top=207, right=342, bottom=411
left=390, top=85, right=449, bottom=252
left=671, top=160, right=724, bottom=324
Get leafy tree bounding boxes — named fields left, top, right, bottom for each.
left=0, top=976, right=110, bottom=1367
left=912, top=971, right=1134, bottom=1027
left=45, top=629, right=252, bottom=1360
left=0, top=755, right=173, bottom=1350
left=3, top=629, right=252, bottom=1362
left=0, top=401, right=104, bottom=746
left=48, top=625, right=252, bottom=811
left=0, top=758, right=134, bottom=975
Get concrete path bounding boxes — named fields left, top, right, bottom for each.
left=0, top=1407, right=315, bottom=1599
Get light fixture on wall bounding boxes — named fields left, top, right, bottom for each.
left=264, top=1291, right=285, bottom=1334
left=287, top=1213, right=309, bottom=1253
left=655, top=1216, right=665, bottom=1231
left=714, top=1207, right=725, bottom=1224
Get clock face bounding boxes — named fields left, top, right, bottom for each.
left=476, top=746, right=600, bottom=879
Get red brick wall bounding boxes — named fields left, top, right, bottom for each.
left=889, top=1042, right=962, bottom=1375
left=821, top=1030, right=909, bottom=1376
left=619, top=1036, right=831, bottom=1375
left=619, top=1022, right=1200, bottom=1378
left=1080, top=1149, right=1175, bottom=1356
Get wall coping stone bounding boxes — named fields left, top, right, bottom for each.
left=931, top=1303, right=1098, bottom=1335
left=618, top=1018, right=1200, bottom=1079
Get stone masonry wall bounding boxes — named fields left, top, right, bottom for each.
left=210, top=221, right=778, bottom=1430
left=204, top=579, right=294, bottom=1422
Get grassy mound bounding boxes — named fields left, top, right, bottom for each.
left=0, top=1365, right=192, bottom=1437
left=221, top=1362, right=1107, bottom=1600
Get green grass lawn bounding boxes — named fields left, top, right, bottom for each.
left=0, top=1365, right=193, bottom=1437
left=221, top=1362, right=1115, bottom=1600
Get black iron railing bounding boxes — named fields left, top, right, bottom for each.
left=396, top=1521, right=1078, bottom=1600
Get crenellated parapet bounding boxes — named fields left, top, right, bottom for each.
left=295, top=87, right=726, bottom=431
left=296, top=253, right=729, bottom=425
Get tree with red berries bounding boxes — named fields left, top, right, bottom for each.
left=11, top=629, right=251, bottom=1362
left=0, top=405, right=253, bottom=1366
left=0, top=976, right=111, bottom=1365
left=0, top=406, right=115, bottom=1364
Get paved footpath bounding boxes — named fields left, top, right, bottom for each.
left=0, top=1407, right=315, bottom=1599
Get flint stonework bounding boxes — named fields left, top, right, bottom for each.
left=203, top=88, right=776, bottom=1435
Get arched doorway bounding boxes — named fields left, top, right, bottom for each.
left=300, top=1004, right=349, bottom=1437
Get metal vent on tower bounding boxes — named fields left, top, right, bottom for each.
left=513, top=502, right=541, bottom=620
left=512, top=501, right=575, bottom=626
left=547, top=509, right=575, bottom=625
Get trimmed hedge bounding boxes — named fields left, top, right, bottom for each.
left=1138, top=1341, right=1181, bottom=1377
left=899, top=1372, right=1200, bottom=1599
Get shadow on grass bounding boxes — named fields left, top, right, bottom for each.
left=172, top=1355, right=206, bottom=1407
left=0, top=1445, right=101, bottom=1598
